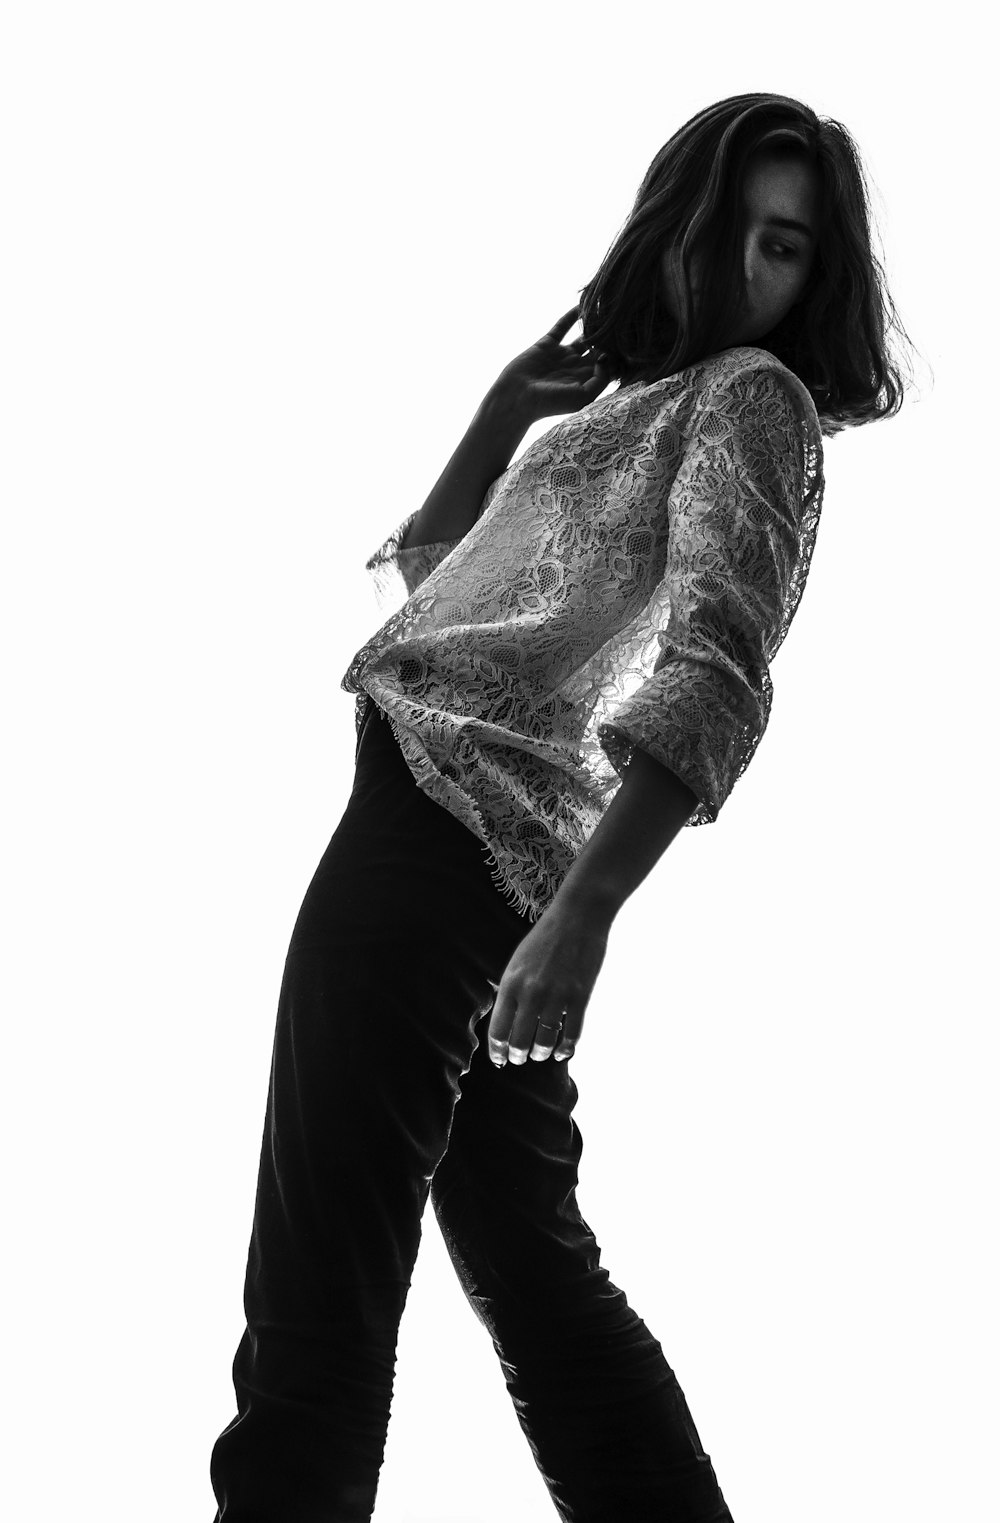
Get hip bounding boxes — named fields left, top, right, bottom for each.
left=287, top=695, right=531, bottom=954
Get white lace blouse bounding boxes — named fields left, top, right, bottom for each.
left=341, top=344, right=825, bottom=923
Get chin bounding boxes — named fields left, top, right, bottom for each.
left=733, top=326, right=771, bottom=348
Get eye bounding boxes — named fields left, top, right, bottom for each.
left=766, top=242, right=799, bottom=261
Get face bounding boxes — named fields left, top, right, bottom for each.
left=661, top=150, right=820, bottom=347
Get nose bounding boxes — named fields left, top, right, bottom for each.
left=743, top=242, right=756, bottom=289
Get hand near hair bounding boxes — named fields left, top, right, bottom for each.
left=489, top=304, right=611, bottom=429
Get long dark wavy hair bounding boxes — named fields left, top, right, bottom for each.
left=578, top=93, right=914, bottom=435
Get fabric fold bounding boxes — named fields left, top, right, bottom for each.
left=341, top=347, right=825, bottom=922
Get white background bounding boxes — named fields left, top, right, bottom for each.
left=2, top=3, right=995, bottom=1520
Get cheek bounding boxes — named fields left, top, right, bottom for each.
left=786, top=256, right=815, bottom=308
left=757, top=266, right=806, bottom=318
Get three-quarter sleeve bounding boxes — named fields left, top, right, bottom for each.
left=364, top=475, right=509, bottom=612
left=597, top=364, right=823, bottom=824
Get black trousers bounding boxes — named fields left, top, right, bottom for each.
left=210, top=696, right=734, bottom=1522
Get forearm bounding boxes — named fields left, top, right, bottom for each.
left=400, top=387, right=530, bottom=550
left=553, top=744, right=700, bottom=926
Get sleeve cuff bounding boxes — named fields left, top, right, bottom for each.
left=365, top=512, right=463, bottom=607
left=596, top=717, right=723, bottom=827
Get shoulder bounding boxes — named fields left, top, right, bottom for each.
left=688, top=346, right=821, bottom=440
left=678, top=348, right=824, bottom=510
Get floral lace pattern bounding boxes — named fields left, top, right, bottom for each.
left=341, top=345, right=825, bottom=923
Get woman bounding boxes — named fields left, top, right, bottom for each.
left=210, top=93, right=909, bottom=1521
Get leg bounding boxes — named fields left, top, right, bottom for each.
left=431, top=1031, right=735, bottom=1523
left=211, top=938, right=471, bottom=1522
left=211, top=706, right=533, bottom=1521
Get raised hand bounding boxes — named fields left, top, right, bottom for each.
left=488, top=304, right=611, bottom=429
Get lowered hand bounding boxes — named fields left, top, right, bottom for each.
left=486, top=899, right=610, bottom=1067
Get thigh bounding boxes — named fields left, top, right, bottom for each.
left=258, top=935, right=487, bottom=1298
left=288, top=697, right=528, bottom=957
left=431, top=1029, right=605, bottom=1318
left=258, top=709, right=533, bottom=1296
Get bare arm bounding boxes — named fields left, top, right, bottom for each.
left=487, top=746, right=699, bottom=1068
left=400, top=389, right=530, bottom=550
left=400, top=305, right=610, bottom=551
left=554, top=744, right=700, bottom=926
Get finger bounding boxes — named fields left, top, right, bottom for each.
left=553, top=347, right=607, bottom=378
left=538, top=354, right=583, bottom=378
left=487, top=990, right=517, bottom=1068
left=508, top=998, right=562, bottom=1066
left=540, top=350, right=607, bottom=386
left=529, top=1015, right=565, bottom=1062
left=554, top=1008, right=585, bottom=1063
left=543, top=304, right=581, bottom=344
left=506, top=1003, right=537, bottom=1066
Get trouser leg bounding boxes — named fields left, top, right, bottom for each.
left=210, top=942, right=467, bottom=1521
left=431, top=1031, right=735, bottom=1523
left=209, top=722, right=531, bottom=1521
